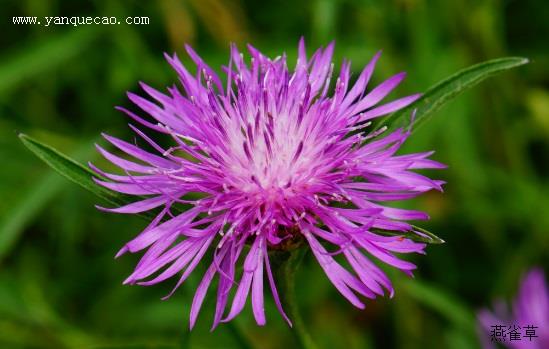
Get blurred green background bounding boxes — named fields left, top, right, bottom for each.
left=1, top=0, right=548, bottom=348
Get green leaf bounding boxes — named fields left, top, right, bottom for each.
left=379, top=57, right=529, bottom=133
left=372, top=225, right=445, bottom=245
left=18, top=133, right=156, bottom=221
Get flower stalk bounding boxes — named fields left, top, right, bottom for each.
left=272, top=247, right=318, bottom=349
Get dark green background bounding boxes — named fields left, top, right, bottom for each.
left=1, top=0, right=547, bottom=348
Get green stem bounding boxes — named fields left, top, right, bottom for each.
left=272, top=248, right=318, bottom=349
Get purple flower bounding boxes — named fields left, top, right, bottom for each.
left=92, top=39, right=445, bottom=329
left=478, top=268, right=549, bottom=349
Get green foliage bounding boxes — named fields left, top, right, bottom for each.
left=0, top=27, right=99, bottom=94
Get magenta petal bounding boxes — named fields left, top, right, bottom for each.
left=93, top=178, right=165, bottom=195
left=103, top=133, right=177, bottom=168
left=356, top=93, right=421, bottom=122
left=305, top=232, right=365, bottom=309
left=161, top=234, right=216, bottom=299
left=137, top=242, right=201, bottom=286
left=95, top=144, right=154, bottom=173
left=125, top=208, right=200, bottom=252
left=190, top=263, right=217, bottom=329
left=96, top=196, right=167, bottom=214
left=264, top=246, right=292, bottom=326
left=341, top=51, right=381, bottom=110
left=251, top=249, right=266, bottom=325
left=350, top=72, right=407, bottom=115
left=356, top=238, right=417, bottom=271
left=344, top=249, right=385, bottom=296
left=224, top=271, right=253, bottom=322
left=223, top=238, right=261, bottom=322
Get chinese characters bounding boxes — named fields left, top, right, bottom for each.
left=489, top=324, right=539, bottom=343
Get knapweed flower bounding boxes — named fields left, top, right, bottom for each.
left=478, top=268, right=549, bottom=348
left=92, top=39, right=445, bottom=329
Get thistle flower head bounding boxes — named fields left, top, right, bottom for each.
left=478, top=268, right=549, bottom=348
left=93, top=39, right=445, bottom=329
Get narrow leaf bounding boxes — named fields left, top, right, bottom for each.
left=18, top=133, right=156, bottom=220
left=379, top=57, right=529, bottom=133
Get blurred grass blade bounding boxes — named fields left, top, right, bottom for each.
left=18, top=133, right=155, bottom=220
left=372, top=225, right=445, bottom=244
left=401, top=279, right=477, bottom=336
left=0, top=137, right=96, bottom=260
left=0, top=27, right=98, bottom=94
left=380, top=57, right=529, bottom=133
left=0, top=175, right=60, bottom=260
